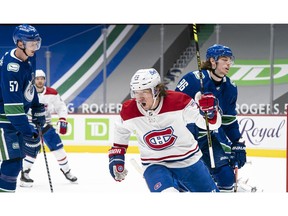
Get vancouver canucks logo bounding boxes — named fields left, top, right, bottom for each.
left=7, top=63, right=20, bottom=72
left=24, top=81, right=35, bottom=102
left=193, top=70, right=205, bottom=80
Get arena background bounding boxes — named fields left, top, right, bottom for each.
left=1, top=24, right=287, bottom=115
left=0, top=24, right=287, bottom=158
left=1, top=2, right=288, bottom=215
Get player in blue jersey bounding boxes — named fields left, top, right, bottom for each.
left=0, top=24, right=45, bottom=192
left=175, top=44, right=247, bottom=192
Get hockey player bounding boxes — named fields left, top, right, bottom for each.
left=0, top=24, right=46, bottom=192
left=108, top=68, right=222, bottom=192
left=175, top=44, right=247, bottom=192
left=20, top=69, right=77, bottom=187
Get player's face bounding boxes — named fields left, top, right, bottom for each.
left=23, top=40, right=41, bottom=56
left=215, top=56, right=234, bottom=76
left=133, top=89, right=154, bottom=110
left=35, top=77, right=45, bottom=90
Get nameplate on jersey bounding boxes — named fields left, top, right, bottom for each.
left=7, top=63, right=20, bottom=72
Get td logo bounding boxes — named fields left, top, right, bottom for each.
left=86, top=118, right=109, bottom=140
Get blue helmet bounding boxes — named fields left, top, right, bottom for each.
left=13, top=24, right=41, bottom=45
left=206, top=44, right=234, bottom=61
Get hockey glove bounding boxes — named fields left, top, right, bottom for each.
left=23, top=140, right=41, bottom=157
left=195, top=91, right=218, bottom=123
left=230, top=138, right=246, bottom=169
left=57, top=118, right=68, bottom=135
left=23, top=124, right=40, bottom=146
left=31, top=103, right=46, bottom=127
left=108, top=147, right=128, bottom=182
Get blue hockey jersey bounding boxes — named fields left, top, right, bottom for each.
left=0, top=48, right=40, bottom=137
left=175, top=69, right=241, bottom=144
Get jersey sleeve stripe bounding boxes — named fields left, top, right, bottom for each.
left=4, top=103, right=25, bottom=115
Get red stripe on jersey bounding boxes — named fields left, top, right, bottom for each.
left=120, top=91, right=193, bottom=121
left=141, top=144, right=199, bottom=162
left=44, top=87, right=58, bottom=95
left=120, top=99, right=143, bottom=121
left=159, top=90, right=193, bottom=114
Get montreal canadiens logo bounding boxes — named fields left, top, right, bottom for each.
left=143, top=126, right=177, bottom=150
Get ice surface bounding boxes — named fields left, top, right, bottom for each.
left=2, top=153, right=287, bottom=215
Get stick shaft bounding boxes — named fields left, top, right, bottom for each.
left=234, top=162, right=239, bottom=192
left=38, top=125, right=54, bottom=193
left=192, top=24, right=215, bottom=168
left=130, top=158, right=143, bottom=175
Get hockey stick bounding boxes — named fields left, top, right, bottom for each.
left=37, top=125, right=53, bottom=193
left=192, top=24, right=215, bottom=168
left=130, top=158, right=143, bottom=175
left=234, top=162, right=239, bottom=192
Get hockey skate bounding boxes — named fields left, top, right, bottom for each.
left=20, top=169, right=34, bottom=188
left=60, top=169, right=78, bottom=183
left=234, top=178, right=263, bottom=192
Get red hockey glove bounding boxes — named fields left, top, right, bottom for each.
left=57, top=118, right=68, bottom=135
left=196, top=92, right=218, bottom=124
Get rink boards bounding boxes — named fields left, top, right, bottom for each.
left=50, top=114, right=287, bottom=158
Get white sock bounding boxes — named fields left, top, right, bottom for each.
left=52, top=148, right=70, bottom=172
left=23, top=155, right=36, bottom=171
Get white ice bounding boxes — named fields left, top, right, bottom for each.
left=15, top=153, right=286, bottom=193
left=2, top=153, right=288, bottom=215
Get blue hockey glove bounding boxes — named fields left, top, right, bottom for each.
left=23, top=124, right=40, bottom=147
left=31, top=103, right=46, bottom=127
left=23, top=139, right=41, bottom=157
left=196, top=92, right=218, bottom=123
left=230, top=138, right=246, bottom=169
left=108, top=147, right=128, bottom=182
left=57, top=118, right=68, bottom=135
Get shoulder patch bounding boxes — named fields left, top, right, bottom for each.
left=192, top=70, right=204, bottom=80
left=7, top=63, right=20, bottom=72
left=120, top=99, right=142, bottom=121
left=230, top=79, right=237, bottom=87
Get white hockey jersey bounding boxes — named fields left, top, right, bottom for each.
left=35, top=86, right=67, bottom=123
left=113, top=90, right=221, bottom=169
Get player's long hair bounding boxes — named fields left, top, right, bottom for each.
left=201, top=60, right=212, bottom=70
left=157, top=83, right=167, bottom=97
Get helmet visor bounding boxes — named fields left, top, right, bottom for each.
left=131, top=89, right=151, bottom=99
left=217, top=56, right=235, bottom=66
left=24, top=39, right=41, bottom=51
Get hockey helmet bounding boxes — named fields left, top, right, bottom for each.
left=130, top=68, right=161, bottom=98
left=206, top=44, right=234, bottom=61
left=35, top=69, right=46, bottom=78
left=13, top=24, right=42, bottom=50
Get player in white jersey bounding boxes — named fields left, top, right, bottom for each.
left=20, top=69, right=77, bottom=187
left=108, top=68, right=222, bottom=192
